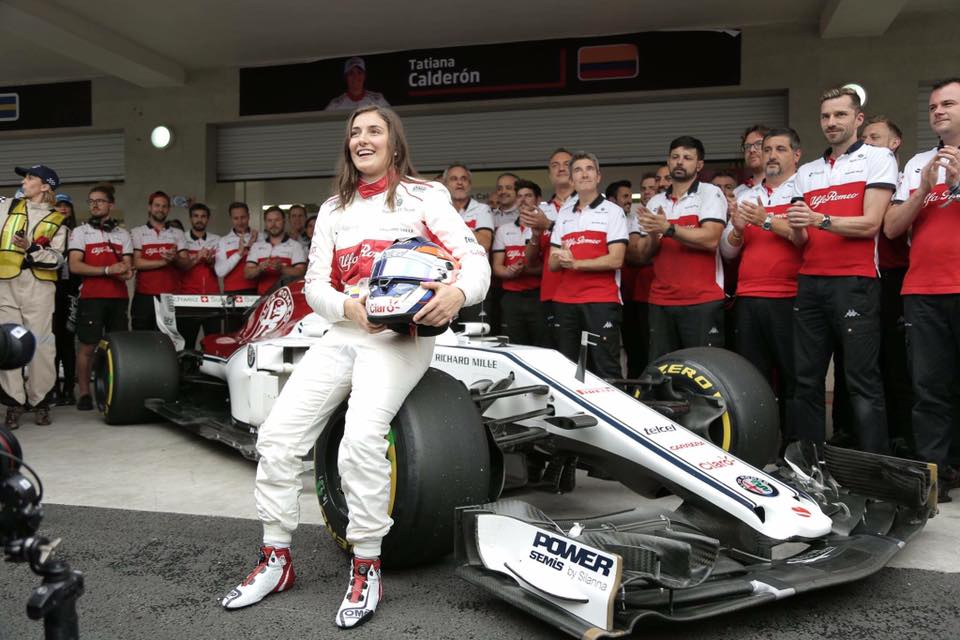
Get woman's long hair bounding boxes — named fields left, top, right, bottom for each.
left=334, top=106, right=418, bottom=211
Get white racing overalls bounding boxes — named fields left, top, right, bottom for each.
left=254, top=179, right=490, bottom=557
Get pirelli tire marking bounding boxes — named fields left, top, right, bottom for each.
left=656, top=362, right=733, bottom=451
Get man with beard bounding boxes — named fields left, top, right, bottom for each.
left=444, top=163, right=494, bottom=329
left=720, top=128, right=804, bottom=443
left=639, top=173, right=658, bottom=203
left=734, top=124, right=770, bottom=198
left=244, top=206, right=307, bottom=295
left=639, top=137, right=728, bottom=359
left=654, top=165, right=672, bottom=193
left=178, top=203, right=221, bottom=349
left=884, top=78, right=960, bottom=500
left=131, top=190, right=188, bottom=330
left=786, top=86, right=898, bottom=453
left=287, top=204, right=309, bottom=251
left=522, top=148, right=575, bottom=348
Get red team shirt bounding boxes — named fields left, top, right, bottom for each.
left=181, top=231, right=221, bottom=295
left=549, top=195, right=628, bottom=304
left=724, top=177, right=803, bottom=297
left=646, top=181, right=728, bottom=306
left=216, top=230, right=258, bottom=292
left=68, top=223, right=133, bottom=299
left=524, top=198, right=567, bottom=303
left=247, top=236, right=308, bottom=295
left=791, top=140, right=898, bottom=277
left=493, top=222, right=539, bottom=292
left=894, top=146, right=960, bottom=295
left=131, top=223, right=187, bottom=295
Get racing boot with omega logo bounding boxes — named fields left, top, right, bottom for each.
left=221, top=545, right=295, bottom=609
left=335, top=556, right=382, bottom=629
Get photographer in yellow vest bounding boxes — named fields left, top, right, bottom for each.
left=0, top=165, right=67, bottom=429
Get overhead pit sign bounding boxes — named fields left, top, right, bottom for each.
left=0, top=94, right=18, bottom=122
left=240, top=31, right=740, bottom=116
left=0, top=81, right=91, bottom=131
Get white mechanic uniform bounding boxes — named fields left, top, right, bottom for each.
left=254, top=179, right=490, bottom=557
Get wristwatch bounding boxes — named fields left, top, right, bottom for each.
left=762, top=213, right=774, bottom=231
left=664, top=224, right=677, bottom=238
left=818, top=214, right=832, bottom=230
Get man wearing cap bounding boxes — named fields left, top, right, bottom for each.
left=0, top=165, right=68, bottom=428
left=325, top=57, right=390, bottom=111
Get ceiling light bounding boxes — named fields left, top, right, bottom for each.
left=150, top=125, right=174, bottom=150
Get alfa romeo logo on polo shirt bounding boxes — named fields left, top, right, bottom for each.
left=736, top=475, right=778, bottom=497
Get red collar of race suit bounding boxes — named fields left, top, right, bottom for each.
left=358, top=174, right=389, bottom=199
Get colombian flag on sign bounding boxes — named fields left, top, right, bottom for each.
left=0, top=94, right=18, bottom=122
left=577, top=44, right=639, bottom=81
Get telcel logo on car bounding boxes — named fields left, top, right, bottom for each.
left=643, top=425, right=676, bottom=436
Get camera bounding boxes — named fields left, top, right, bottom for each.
left=0, top=323, right=84, bottom=640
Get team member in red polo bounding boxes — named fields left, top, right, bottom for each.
left=639, top=136, right=727, bottom=360
left=885, top=78, right=960, bottom=500
left=493, top=179, right=543, bottom=346
left=521, top=148, right=574, bottom=348
left=860, top=115, right=912, bottom=449
left=733, top=124, right=770, bottom=198
left=606, top=179, right=645, bottom=377
left=68, top=184, right=133, bottom=411
left=131, top=191, right=188, bottom=330
left=178, top=202, right=221, bottom=349
left=654, top=165, right=671, bottom=193
left=721, top=128, right=804, bottom=441
left=549, top=152, right=627, bottom=378
left=216, top=201, right=259, bottom=295
left=244, top=206, right=307, bottom=295
left=444, top=163, right=494, bottom=329
left=785, top=86, right=898, bottom=453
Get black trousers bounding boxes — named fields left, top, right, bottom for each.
left=500, top=289, right=544, bottom=346
left=621, top=301, right=650, bottom=378
left=130, top=292, right=159, bottom=331
left=53, top=279, right=78, bottom=393
left=736, top=296, right=796, bottom=440
left=540, top=300, right=558, bottom=349
left=554, top=302, right=622, bottom=379
left=879, top=268, right=913, bottom=444
left=178, top=314, right=223, bottom=351
left=793, top=275, right=887, bottom=453
left=904, top=294, right=960, bottom=469
left=648, top=300, right=725, bottom=361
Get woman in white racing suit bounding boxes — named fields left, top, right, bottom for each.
left=221, top=106, right=490, bottom=628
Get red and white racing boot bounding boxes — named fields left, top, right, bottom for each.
left=222, top=545, right=295, bottom=609
left=335, top=556, right=382, bottom=629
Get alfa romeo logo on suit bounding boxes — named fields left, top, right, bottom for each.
left=736, top=475, right=779, bottom=497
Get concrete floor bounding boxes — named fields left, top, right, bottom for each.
left=10, top=403, right=960, bottom=573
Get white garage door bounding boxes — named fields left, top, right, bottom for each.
left=0, top=131, right=124, bottom=186
left=217, top=94, right=787, bottom=181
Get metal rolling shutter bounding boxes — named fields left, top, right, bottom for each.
left=916, top=85, right=938, bottom=153
left=0, top=131, right=124, bottom=186
left=217, top=94, right=787, bottom=181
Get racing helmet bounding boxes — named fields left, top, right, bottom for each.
left=366, top=237, right=460, bottom=337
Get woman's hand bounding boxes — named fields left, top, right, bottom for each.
left=413, top=282, right=466, bottom=327
left=344, top=297, right=387, bottom=333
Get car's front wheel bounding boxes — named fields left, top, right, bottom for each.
left=313, top=368, right=491, bottom=567
left=92, top=331, right=179, bottom=424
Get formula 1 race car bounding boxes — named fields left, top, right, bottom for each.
left=92, top=279, right=940, bottom=638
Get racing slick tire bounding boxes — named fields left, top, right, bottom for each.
left=93, top=331, right=179, bottom=425
left=647, top=347, right=779, bottom=467
left=314, top=367, right=491, bottom=567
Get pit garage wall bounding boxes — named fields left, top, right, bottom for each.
left=3, top=10, right=954, bottom=235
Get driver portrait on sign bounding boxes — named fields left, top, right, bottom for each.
left=221, top=105, right=490, bottom=629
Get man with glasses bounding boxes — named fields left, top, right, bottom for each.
left=68, top=184, right=133, bottom=411
left=734, top=125, right=770, bottom=198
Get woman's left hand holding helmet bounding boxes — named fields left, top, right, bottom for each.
left=412, top=282, right=466, bottom=327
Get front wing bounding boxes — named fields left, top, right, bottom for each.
left=455, top=444, right=936, bottom=639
